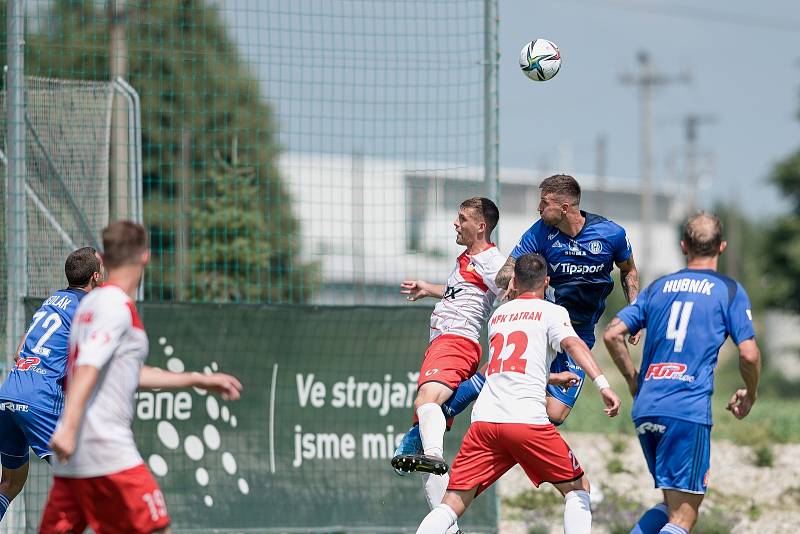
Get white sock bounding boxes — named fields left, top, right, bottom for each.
left=416, top=503, right=458, bottom=534
left=421, top=473, right=459, bottom=532
left=417, top=402, right=446, bottom=458
left=564, top=490, right=591, bottom=534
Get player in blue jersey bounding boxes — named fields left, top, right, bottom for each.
left=393, top=174, right=637, bottom=469
left=603, top=212, right=761, bottom=534
left=0, top=247, right=103, bottom=521
left=494, top=174, right=640, bottom=424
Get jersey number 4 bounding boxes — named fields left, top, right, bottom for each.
left=487, top=331, right=529, bottom=375
left=666, top=301, right=694, bottom=353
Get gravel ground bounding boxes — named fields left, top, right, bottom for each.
left=495, top=432, right=800, bottom=533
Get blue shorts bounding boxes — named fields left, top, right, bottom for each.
left=0, top=400, right=57, bottom=469
left=634, top=416, right=711, bottom=494
left=546, top=325, right=595, bottom=409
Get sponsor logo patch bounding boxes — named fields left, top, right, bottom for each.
left=644, top=362, right=694, bottom=382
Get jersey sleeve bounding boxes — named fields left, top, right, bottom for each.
left=510, top=225, right=540, bottom=259
left=73, top=303, right=132, bottom=369
left=726, top=283, right=756, bottom=344
left=547, top=306, right=579, bottom=352
left=616, top=285, right=648, bottom=334
left=483, top=253, right=507, bottom=297
left=612, top=225, right=633, bottom=263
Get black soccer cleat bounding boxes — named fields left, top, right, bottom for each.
left=390, top=453, right=449, bottom=476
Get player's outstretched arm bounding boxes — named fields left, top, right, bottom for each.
left=494, top=256, right=516, bottom=290
left=50, top=365, right=101, bottom=463
left=139, top=366, right=243, bottom=401
left=560, top=336, right=621, bottom=417
left=602, top=318, right=639, bottom=396
left=615, top=256, right=642, bottom=344
left=400, top=280, right=444, bottom=301
left=726, top=339, right=761, bottom=420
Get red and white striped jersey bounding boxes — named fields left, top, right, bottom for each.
left=53, top=284, right=149, bottom=478
left=471, top=295, right=578, bottom=425
left=430, top=245, right=506, bottom=343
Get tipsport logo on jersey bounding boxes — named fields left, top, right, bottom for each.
left=135, top=336, right=249, bottom=509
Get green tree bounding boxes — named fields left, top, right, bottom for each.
left=763, top=152, right=800, bottom=311
left=27, top=0, right=315, bottom=302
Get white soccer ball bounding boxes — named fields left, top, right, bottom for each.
left=519, top=39, right=562, bottom=82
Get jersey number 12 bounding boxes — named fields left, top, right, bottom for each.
left=26, top=311, right=64, bottom=357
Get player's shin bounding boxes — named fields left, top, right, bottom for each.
left=563, top=490, right=591, bottom=534
left=630, top=503, right=668, bottom=534
left=416, top=503, right=458, bottom=534
left=441, top=373, right=485, bottom=418
left=417, top=403, right=446, bottom=458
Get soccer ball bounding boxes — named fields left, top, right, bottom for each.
left=519, top=39, right=561, bottom=82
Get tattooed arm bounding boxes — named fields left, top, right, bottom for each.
left=616, top=255, right=640, bottom=305
left=615, top=255, right=642, bottom=345
left=494, top=256, right=516, bottom=290
left=602, top=317, right=639, bottom=397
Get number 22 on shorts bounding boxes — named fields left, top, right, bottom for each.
left=487, top=331, right=529, bottom=376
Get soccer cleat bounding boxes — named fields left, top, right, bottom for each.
left=391, top=426, right=423, bottom=476
left=390, top=454, right=449, bottom=476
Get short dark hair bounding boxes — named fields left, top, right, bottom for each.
left=460, top=197, right=500, bottom=238
left=513, top=253, right=548, bottom=292
left=102, top=221, right=149, bottom=269
left=682, top=212, right=724, bottom=258
left=65, top=247, right=100, bottom=287
left=539, top=174, right=581, bottom=205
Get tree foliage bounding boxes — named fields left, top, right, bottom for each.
left=761, top=115, right=800, bottom=311
left=24, top=0, right=315, bottom=302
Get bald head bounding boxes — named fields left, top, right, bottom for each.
left=682, top=212, right=724, bottom=258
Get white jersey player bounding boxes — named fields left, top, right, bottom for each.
left=427, top=241, right=505, bottom=344
left=416, top=253, right=621, bottom=534
left=41, top=221, right=242, bottom=534
left=391, top=198, right=504, bottom=534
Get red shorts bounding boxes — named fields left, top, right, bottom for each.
left=418, top=334, right=482, bottom=390
left=39, top=463, right=171, bottom=534
left=448, top=421, right=584, bottom=497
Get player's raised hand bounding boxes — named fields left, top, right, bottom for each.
left=726, top=388, right=755, bottom=419
left=600, top=387, right=621, bottom=417
left=401, top=280, right=432, bottom=301
left=199, top=373, right=243, bottom=401
left=49, top=427, right=77, bottom=464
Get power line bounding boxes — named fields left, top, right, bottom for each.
left=560, top=0, right=800, bottom=33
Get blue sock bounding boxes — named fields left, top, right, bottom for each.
left=630, top=503, right=668, bottom=534
left=659, top=524, right=688, bottom=534
left=442, top=372, right=485, bottom=418
left=0, top=492, right=10, bottom=520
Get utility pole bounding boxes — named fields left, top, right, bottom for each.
left=620, top=51, right=689, bottom=283
left=684, top=114, right=716, bottom=214
left=595, top=134, right=607, bottom=216
left=110, top=0, right=129, bottom=221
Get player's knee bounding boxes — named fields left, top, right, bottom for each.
left=0, top=469, right=27, bottom=500
left=415, top=383, right=451, bottom=408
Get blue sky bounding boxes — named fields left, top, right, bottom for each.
left=500, top=0, right=800, bottom=216
left=221, top=0, right=800, bottom=218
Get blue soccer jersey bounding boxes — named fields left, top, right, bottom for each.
left=0, top=288, right=88, bottom=415
left=617, top=269, right=755, bottom=426
left=510, top=212, right=632, bottom=326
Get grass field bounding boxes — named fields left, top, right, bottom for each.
left=563, top=334, right=800, bottom=448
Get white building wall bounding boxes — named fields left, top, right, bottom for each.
left=280, top=152, right=686, bottom=304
